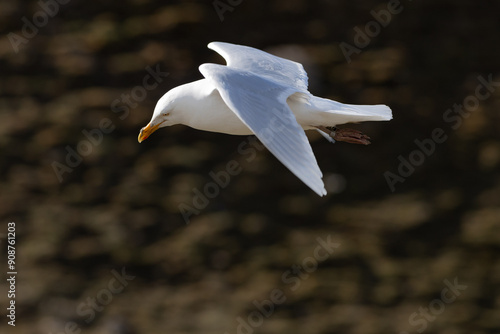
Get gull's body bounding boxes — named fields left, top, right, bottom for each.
left=139, top=42, right=392, bottom=196
left=158, top=78, right=389, bottom=136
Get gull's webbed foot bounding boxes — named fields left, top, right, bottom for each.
left=316, top=126, right=371, bottom=145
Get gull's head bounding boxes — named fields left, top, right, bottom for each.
left=138, top=90, right=180, bottom=143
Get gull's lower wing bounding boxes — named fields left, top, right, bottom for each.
left=208, top=42, right=310, bottom=94
left=199, top=63, right=326, bottom=196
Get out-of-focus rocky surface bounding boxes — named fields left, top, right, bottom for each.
left=1, top=0, right=499, bottom=333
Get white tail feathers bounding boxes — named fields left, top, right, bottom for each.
left=340, top=103, right=393, bottom=120
left=310, top=96, right=393, bottom=125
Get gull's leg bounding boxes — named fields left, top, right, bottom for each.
left=315, top=126, right=371, bottom=145
left=315, top=128, right=336, bottom=143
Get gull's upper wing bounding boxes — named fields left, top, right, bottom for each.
left=199, top=63, right=326, bottom=196
left=208, top=41, right=309, bottom=93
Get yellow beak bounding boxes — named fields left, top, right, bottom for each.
left=138, top=122, right=161, bottom=143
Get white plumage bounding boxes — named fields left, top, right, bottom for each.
left=138, top=42, right=392, bottom=196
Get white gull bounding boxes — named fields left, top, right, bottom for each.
left=138, top=42, right=392, bottom=196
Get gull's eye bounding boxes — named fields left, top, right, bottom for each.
left=163, top=112, right=170, bottom=117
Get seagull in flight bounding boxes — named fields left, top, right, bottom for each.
left=138, top=42, right=392, bottom=196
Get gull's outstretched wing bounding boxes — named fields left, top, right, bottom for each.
left=199, top=63, right=326, bottom=196
left=208, top=42, right=309, bottom=93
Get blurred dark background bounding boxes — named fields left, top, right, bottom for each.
left=1, top=0, right=500, bottom=333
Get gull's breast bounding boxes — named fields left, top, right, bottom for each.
left=184, top=89, right=254, bottom=136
